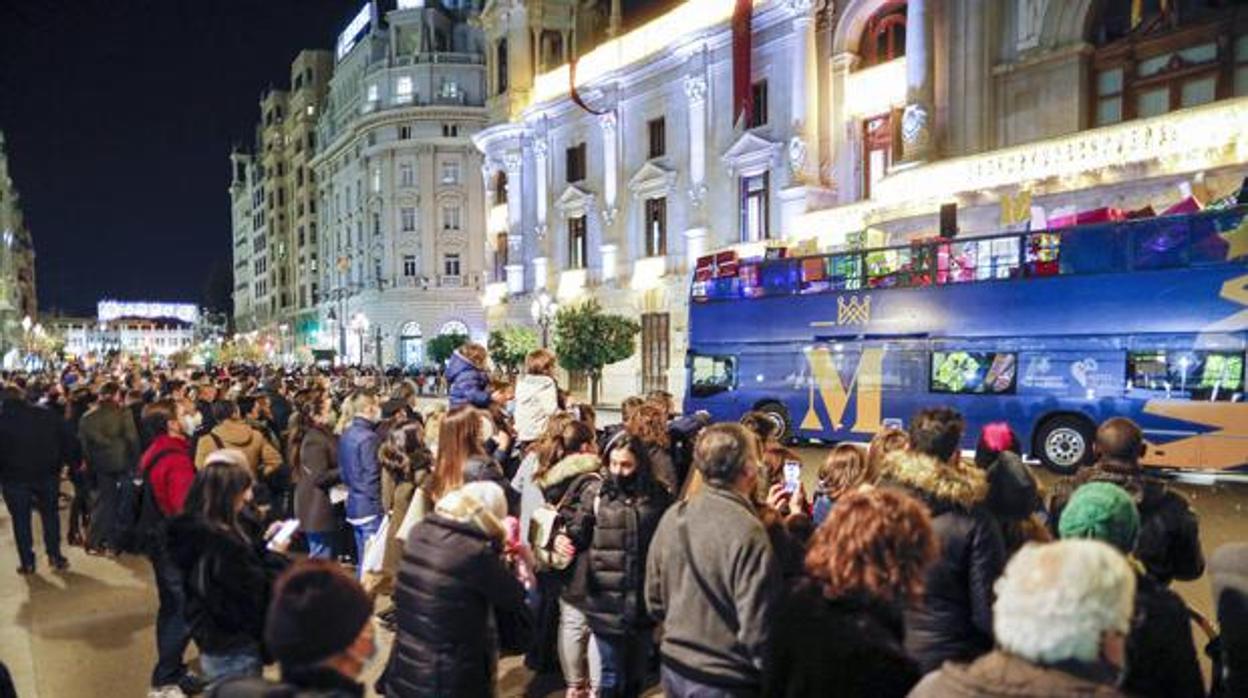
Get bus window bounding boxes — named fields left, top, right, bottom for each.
left=800, top=256, right=831, bottom=294
left=931, top=351, right=1018, bottom=395
left=939, top=241, right=978, bottom=283
left=690, top=354, right=737, bottom=397
left=1128, top=350, right=1245, bottom=400
left=866, top=248, right=911, bottom=288
left=1061, top=224, right=1128, bottom=274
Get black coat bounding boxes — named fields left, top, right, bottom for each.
left=165, top=515, right=287, bottom=655
left=293, top=427, right=339, bottom=534
left=1123, top=572, right=1205, bottom=698
left=0, top=399, right=73, bottom=483
left=768, top=584, right=922, bottom=698
left=1051, top=462, right=1204, bottom=585
left=564, top=475, right=672, bottom=636
left=881, top=452, right=1005, bottom=675
left=387, top=514, right=526, bottom=698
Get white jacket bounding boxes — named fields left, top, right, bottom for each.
left=514, top=374, right=559, bottom=442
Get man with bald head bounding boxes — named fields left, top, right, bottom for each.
left=1049, top=417, right=1204, bottom=586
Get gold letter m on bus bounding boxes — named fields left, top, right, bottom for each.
left=800, top=347, right=884, bottom=433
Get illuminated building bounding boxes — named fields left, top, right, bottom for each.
left=309, top=0, right=489, bottom=366
left=475, top=0, right=815, bottom=401
left=0, top=130, right=37, bottom=359
left=478, top=0, right=1248, bottom=405
left=229, top=50, right=334, bottom=340
left=51, top=302, right=199, bottom=359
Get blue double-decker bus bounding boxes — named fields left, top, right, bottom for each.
left=686, top=206, right=1248, bottom=474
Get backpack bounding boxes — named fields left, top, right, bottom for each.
left=116, top=448, right=179, bottom=555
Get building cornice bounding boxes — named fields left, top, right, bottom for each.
left=310, top=105, right=489, bottom=168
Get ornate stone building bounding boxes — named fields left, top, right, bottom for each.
left=479, top=0, right=1248, bottom=404
left=0, top=131, right=37, bottom=357
left=310, top=0, right=489, bottom=366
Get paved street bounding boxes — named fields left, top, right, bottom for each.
left=0, top=452, right=1242, bottom=697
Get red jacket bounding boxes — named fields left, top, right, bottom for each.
left=141, top=434, right=195, bottom=517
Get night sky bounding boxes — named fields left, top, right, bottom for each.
left=0, top=0, right=367, bottom=315
left=0, top=0, right=668, bottom=317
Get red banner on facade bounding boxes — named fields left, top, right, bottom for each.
left=732, top=0, right=753, bottom=128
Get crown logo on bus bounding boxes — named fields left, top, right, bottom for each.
left=838, top=295, right=871, bottom=325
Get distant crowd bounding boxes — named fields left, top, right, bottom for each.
left=0, top=345, right=1243, bottom=698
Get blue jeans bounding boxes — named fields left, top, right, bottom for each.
left=351, top=517, right=382, bottom=580
left=199, top=648, right=262, bottom=684
left=3, top=478, right=62, bottom=568
left=149, top=550, right=191, bottom=687
left=595, top=632, right=652, bottom=698
left=660, top=664, right=760, bottom=698
left=305, top=531, right=334, bottom=560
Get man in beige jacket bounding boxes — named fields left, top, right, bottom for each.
left=194, top=399, right=282, bottom=477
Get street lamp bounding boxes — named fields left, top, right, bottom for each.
left=349, top=312, right=370, bottom=366
left=529, top=291, right=558, bottom=348
left=278, top=323, right=290, bottom=364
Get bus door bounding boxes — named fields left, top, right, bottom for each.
left=1127, top=348, right=1248, bottom=471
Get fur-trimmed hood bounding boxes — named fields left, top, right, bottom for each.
left=882, top=450, right=989, bottom=511
left=535, top=453, right=600, bottom=489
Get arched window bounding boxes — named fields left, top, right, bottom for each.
left=440, top=320, right=470, bottom=337
left=861, top=1, right=907, bottom=68
left=1090, top=1, right=1247, bottom=127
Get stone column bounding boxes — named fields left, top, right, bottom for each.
left=683, top=75, right=708, bottom=206
left=829, top=52, right=860, bottom=203
left=599, top=112, right=619, bottom=228
left=786, top=0, right=816, bottom=185
left=503, top=151, right=525, bottom=295
left=533, top=136, right=548, bottom=241
left=901, top=0, right=935, bottom=163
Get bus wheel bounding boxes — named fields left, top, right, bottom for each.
left=756, top=401, right=792, bottom=443
left=1035, top=416, right=1095, bottom=475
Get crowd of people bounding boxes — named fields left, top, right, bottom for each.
left=0, top=344, right=1244, bottom=698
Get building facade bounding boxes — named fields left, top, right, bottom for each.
left=310, top=1, right=490, bottom=366
left=51, top=301, right=199, bottom=360
left=229, top=50, right=334, bottom=339
left=0, top=131, right=38, bottom=358
left=478, top=0, right=1248, bottom=404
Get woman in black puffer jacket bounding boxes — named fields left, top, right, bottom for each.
left=386, top=481, right=527, bottom=697
left=561, top=434, right=673, bottom=698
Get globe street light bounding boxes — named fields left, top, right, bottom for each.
left=529, top=291, right=558, bottom=348
left=349, top=312, right=370, bottom=366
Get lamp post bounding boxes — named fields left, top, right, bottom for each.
left=349, top=312, right=370, bottom=366
left=529, top=291, right=558, bottom=348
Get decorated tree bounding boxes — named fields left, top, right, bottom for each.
left=552, top=299, right=640, bottom=404
left=488, top=325, right=539, bottom=376
left=427, top=332, right=469, bottom=367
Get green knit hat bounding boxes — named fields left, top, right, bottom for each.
left=1058, top=482, right=1140, bottom=553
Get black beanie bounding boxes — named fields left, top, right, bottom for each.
left=264, top=560, right=373, bottom=667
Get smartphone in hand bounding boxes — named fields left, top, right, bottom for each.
left=267, top=519, right=300, bottom=552
left=782, top=460, right=802, bottom=494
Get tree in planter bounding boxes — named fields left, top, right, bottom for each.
left=426, top=332, right=469, bottom=367
left=488, top=325, right=538, bottom=377
left=552, top=299, right=641, bottom=405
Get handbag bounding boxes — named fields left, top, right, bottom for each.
left=528, top=473, right=600, bottom=571
left=396, top=486, right=433, bottom=542
left=360, top=514, right=390, bottom=574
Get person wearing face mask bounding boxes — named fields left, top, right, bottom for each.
left=909, top=539, right=1135, bottom=698
left=138, top=399, right=204, bottom=698
left=645, top=423, right=781, bottom=698
left=209, top=560, right=376, bottom=698
left=166, top=451, right=291, bottom=686
left=560, top=435, right=673, bottom=698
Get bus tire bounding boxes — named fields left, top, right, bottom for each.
left=755, top=401, right=792, bottom=444
left=1034, top=415, right=1095, bottom=475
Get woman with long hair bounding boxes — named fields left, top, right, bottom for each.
left=624, top=403, right=677, bottom=494
left=428, top=405, right=510, bottom=504
left=288, top=392, right=339, bottom=560
left=166, top=451, right=290, bottom=684
left=533, top=419, right=603, bottom=697
left=811, top=443, right=874, bottom=526
left=769, top=488, right=939, bottom=697
left=563, top=435, right=673, bottom=698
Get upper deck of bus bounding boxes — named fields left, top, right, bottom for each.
left=688, top=205, right=1248, bottom=346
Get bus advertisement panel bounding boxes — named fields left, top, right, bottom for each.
left=686, top=206, right=1248, bottom=474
